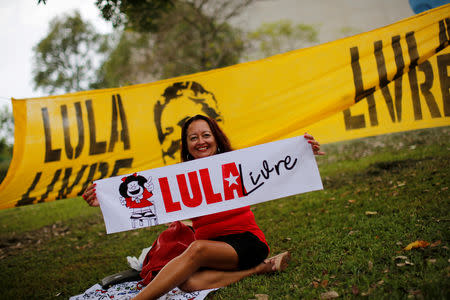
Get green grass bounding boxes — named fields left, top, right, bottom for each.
left=0, top=127, right=449, bottom=299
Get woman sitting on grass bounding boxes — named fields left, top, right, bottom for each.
left=83, top=114, right=324, bottom=300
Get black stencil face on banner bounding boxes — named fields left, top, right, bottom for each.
left=153, top=81, right=223, bottom=164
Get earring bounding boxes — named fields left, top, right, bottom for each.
left=217, top=146, right=221, bottom=154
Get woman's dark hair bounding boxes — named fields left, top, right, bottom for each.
left=180, top=114, right=232, bottom=162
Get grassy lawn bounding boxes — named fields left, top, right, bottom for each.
left=0, top=127, right=449, bottom=299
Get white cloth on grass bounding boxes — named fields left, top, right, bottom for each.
left=69, top=281, right=218, bottom=300
left=127, top=246, right=152, bottom=271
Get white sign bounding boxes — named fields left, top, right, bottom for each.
left=96, top=136, right=323, bottom=234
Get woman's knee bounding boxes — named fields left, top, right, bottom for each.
left=184, top=240, right=209, bottom=262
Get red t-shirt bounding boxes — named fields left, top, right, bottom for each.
left=192, top=206, right=268, bottom=248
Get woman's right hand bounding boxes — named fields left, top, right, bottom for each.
left=82, top=183, right=99, bottom=207
left=304, top=133, right=325, bottom=156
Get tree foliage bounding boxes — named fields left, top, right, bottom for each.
left=147, top=2, right=245, bottom=78
left=95, top=0, right=175, bottom=32
left=0, top=105, right=13, bottom=147
left=91, top=31, right=137, bottom=88
left=96, top=1, right=251, bottom=86
left=34, top=1, right=320, bottom=91
left=32, top=11, right=112, bottom=94
left=0, top=105, right=13, bottom=184
left=246, top=20, right=319, bottom=61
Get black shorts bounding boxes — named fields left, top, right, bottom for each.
left=211, top=232, right=269, bottom=270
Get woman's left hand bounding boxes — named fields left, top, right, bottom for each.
left=304, top=133, right=325, bottom=156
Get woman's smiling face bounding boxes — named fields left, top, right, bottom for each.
left=186, top=119, right=218, bottom=159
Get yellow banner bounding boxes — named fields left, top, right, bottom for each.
left=308, top=44, right=450, bottom=143
left=0, top=5, right=449, bottom=209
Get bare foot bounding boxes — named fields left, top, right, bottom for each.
left=272, top=251, right=291, bottom=271
left=254, top=259, right=276, bottom=274
left=254, top=251, right=291, bottom=274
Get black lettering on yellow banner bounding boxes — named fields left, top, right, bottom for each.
left=73, top=158, right=133, bottom=198
left=61, top=102, right=84, bottom=160
left=345, top=47, right=376, bottom=130
left=437, top=53, right=450, bottom=116
left=346, top=55, right=449, bottom=132
left=345, top=19, right=449, bottom=132
left=39, top=169, right=62, bottom=202
left=375, top=40, right=397, bottom=122
left=58, top=165, right=88, bottom=199
left=111, top=158, right=133, bottom=177
left=15, top=158, right=133, bottom=207
left=42, top=107, right=61, bottom=162
left=406, top=31, right=422, bottom=120
left=436, top=18, right=450, bottom=53
left=87, top=95, right=130, bottom=156
left=408, top=30, right=444, bottom=120
left=108, top=94, right=130, bottom=152
left=418, top=61, right=442, bottom=118
left=43, top=94, right=131, bottom=162
left=350, top=47, right=376, bottom=103
left=15, top=172, right=42, bottom=207
left=78, top=163, right=102, bottom=197
left=392, top=35, right=405, bottom=122
left=86, top=99, right=107, bottom=155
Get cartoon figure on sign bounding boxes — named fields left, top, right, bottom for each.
left=119, top=173, right=158, bottom=228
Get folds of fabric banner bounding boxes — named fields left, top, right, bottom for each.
left=0, top=4, right=448, bottom=209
